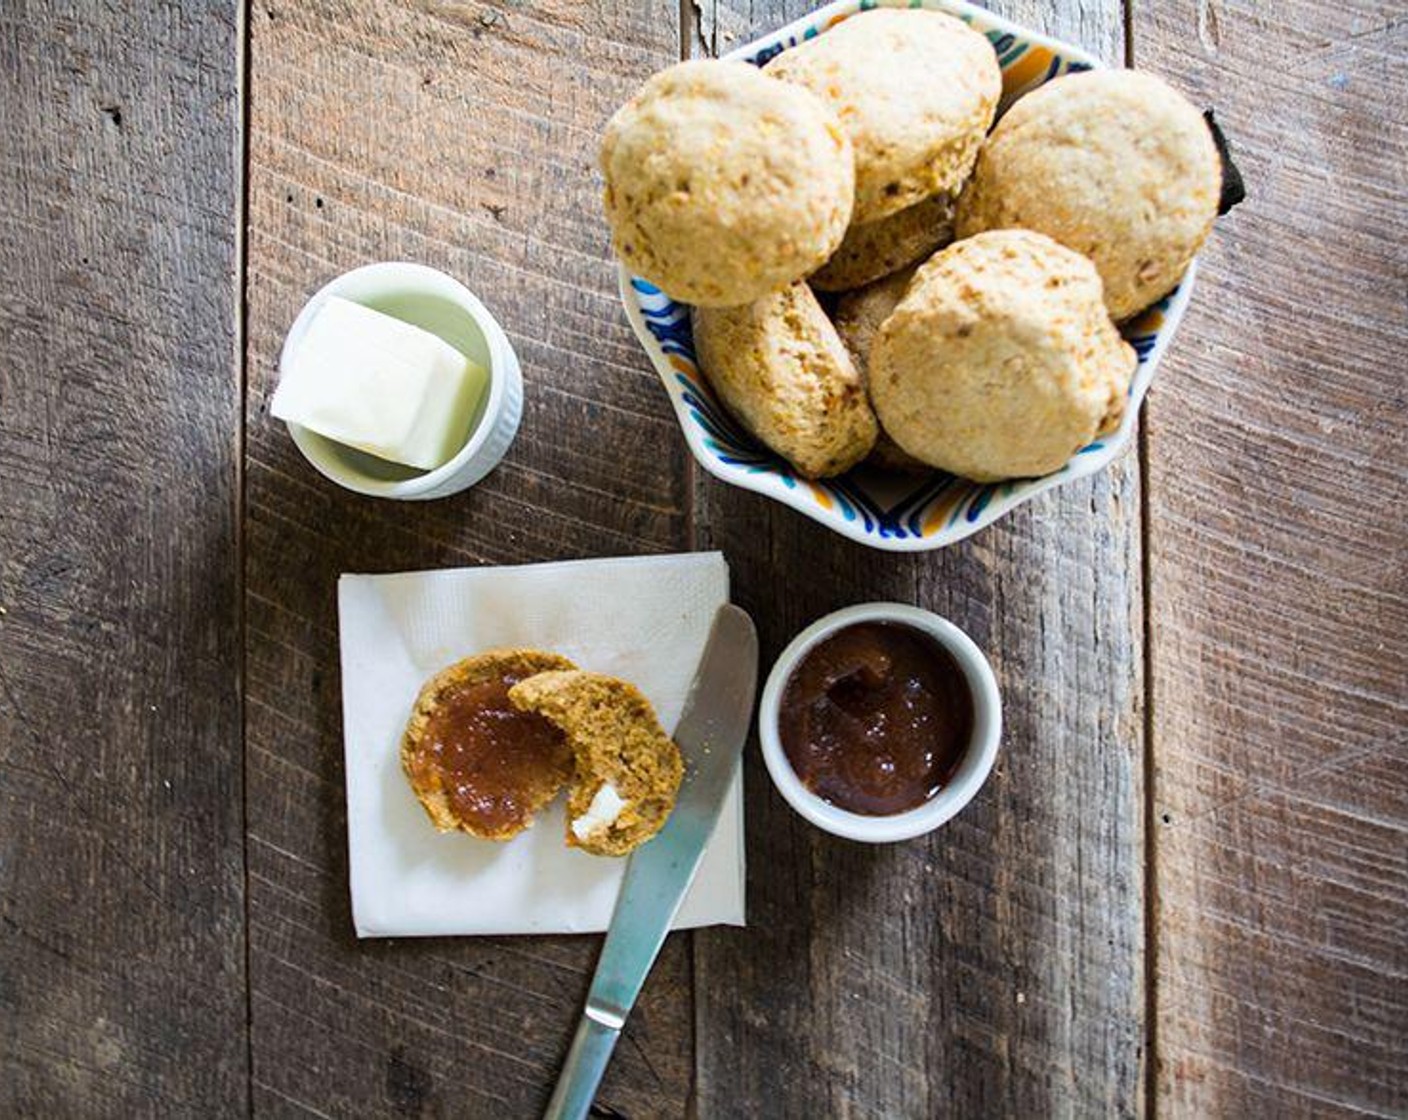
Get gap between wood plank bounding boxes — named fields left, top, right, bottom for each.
left=1138, top=295, right=1159, bottom=1120
left=1125, top=4, right=1159, bottom=1118
left=1123, top=7, right=1162, bottom=1118
left=680, top=0, right=696, bottom=63
left=237, top=0, right=255, bottom=1114
left=677, top=9, right=705, bottom=1120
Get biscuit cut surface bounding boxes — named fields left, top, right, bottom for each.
left=509, top=671, right=684, bottom=857
left=693, top=281, right=878, bottom=479
left=810, top=192, right=956, bottom=292
left=400, top=649, right=577, bottom=841
left=601, top=59, right=854, bottom=307
left=831, top=268, right=931, bottom=473
left=956, top=68, right=1220, bottom=320
left=766, top=9, right=1000, bottom=224
left=870, top=230, right=1136, bottom=482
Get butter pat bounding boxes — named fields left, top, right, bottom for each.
left=571, top=782, right=628, bottom=842
left=272, top=296, right=487, bottom=471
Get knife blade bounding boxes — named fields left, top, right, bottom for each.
left=543, top=603, right=758, bottom=1120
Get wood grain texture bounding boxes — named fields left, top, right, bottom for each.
left=244, top=1, right=695, bottom=1115
left=0, top=0, right=246, bottom=1115
left=689, top=3, right=1147, bottom=1116
left=5, top=2, right=1399, bottom=1116
left=1135, top=3, right=1408, bottom=1115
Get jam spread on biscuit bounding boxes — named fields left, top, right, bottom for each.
left=779, top=622, right=972, bottom=816
left=412, top=670, right=572, bottom=834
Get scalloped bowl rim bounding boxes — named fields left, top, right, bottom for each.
left=618, top=0, right=1200, bottom=552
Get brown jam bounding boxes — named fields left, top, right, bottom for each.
left=412, top=670, right=572, bottom=835
left=778, top=622, right=973, bottom=816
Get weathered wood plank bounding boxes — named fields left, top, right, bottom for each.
left=1135, top=3, right=1408, bottom=1115
left=0, top=1, right=246, bottom=1114
left=689, top=3, right=1146, bottom=1116
left=244, top=1, right=694, bottom=1115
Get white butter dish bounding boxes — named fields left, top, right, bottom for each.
left=278, top=261, right=522, bottom=500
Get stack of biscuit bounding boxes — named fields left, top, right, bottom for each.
left=601, top=9, right=1223, bottom=483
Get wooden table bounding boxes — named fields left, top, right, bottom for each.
left=2, top=1, right=1403, bottom=1115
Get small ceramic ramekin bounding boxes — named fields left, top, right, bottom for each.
left=759, top=602, right=1002, bottom=843
left=278, top=261, right=522, bottom=500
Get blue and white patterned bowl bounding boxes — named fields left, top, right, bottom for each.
left=618, top=0, right=1198, bottom=551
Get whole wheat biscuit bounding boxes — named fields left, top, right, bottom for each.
left=956, top=69, right=1220, bottom=320
left=766, top=9, right=1000, bottom=224
left=509, top=671, right=683, bottom=857
left=870, top=230, right=1136, bottom=482
left=810, top=192, right=956, bottom=292
left=400, top=649, right=578, bottom=841
left=693, top=281, right=878, bottom=479
left=831, top=268, right=930, bottom=473
left=601, top=59, right=854, bottom=307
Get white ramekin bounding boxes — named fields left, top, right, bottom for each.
left=759, top=602, right=1002, bottom=843
left=278, top=261, right=522, bottom=500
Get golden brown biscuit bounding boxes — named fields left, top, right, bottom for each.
left=955, top=69, right=1220, bottom=320
left=766, top=9, right=1000, bottom=224
left=870, top=230, right=1136, bottom=482
left=400, top=649, right=577, bottom=841
left=810, top=192, right=957, bottom=292
left=601, top=59, right=854, bottom=307
left=693, top=281, right=878, bottom=479
left=831, top=268, right=931, bottom=473
left=509, top=671, right=683, bottom=857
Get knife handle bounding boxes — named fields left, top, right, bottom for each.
left=542, top=1012, right=621, bottom=1120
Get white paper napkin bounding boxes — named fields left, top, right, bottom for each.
left=337, top=552, right=745, bottom=937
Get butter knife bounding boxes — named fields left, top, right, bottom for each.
left=543, top=603, right=758, bottom=1120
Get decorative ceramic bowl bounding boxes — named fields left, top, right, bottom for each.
left=619, top=0, right=1198, bottom=551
